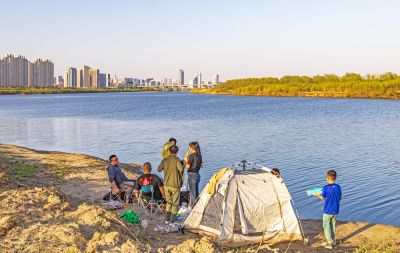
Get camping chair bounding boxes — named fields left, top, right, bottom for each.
left=137, top=185, right=164, bottom=219
left=108, top=181, right=136, bottom=205
left=120, top=181, right=136, bottom=204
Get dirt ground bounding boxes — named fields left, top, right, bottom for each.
left=0, top=144, right=399, bottom=253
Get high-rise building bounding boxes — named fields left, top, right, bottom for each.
left=213, top=74, right=220, bottom=85
left=198, top=72, right=202, bottom=86
left=64, top=67, right=77, bottom=87
left=149, top=80, right=156, bottom=86
left=89, top=69, right=99, bottom=88
left=0, top=58, right=2, bottom=86
left=76, top=68, right=83, bottom=88
left=64, top=71, right=69, bottom=88
left=98, top=73, right=106, bottom=88
left=105, top=74, right=111, bottom=88
left=189, top=76, right=198, bottom=88
left=54, top=76, right=64, bottom=86
left=0, top=54, right=29, bottom=87
left=178, top=69, right=184, bottom=86
left=188, top=73, right=203, bottom=88
left=83, top=65, right=90, bottom=88
left=28, top=59, right=54, bottom=87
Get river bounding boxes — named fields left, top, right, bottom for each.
left=0, top=92, right=399, bottom=226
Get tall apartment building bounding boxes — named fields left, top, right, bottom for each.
left=98, top=73, right=106, bottom=88
left=197, top=72, right=202, bottom=86
left=89, top=68, right=99, bottom=88
left=64, top=71, right=69, bottom=88
left=105, top=74, right=111, bottom=88
left=188, top=73, right=203, bottom=88
left=54, top=76, right=64, bottom=86
left=28, top=59, right=54, bottom=87
left=0, top=54, right=29, bottom=87
left=178, top=69, right=184, bottom=86
left=64, top=67, right=77, bottom=87
left=83, top=65, right=90, bottom=88
left=76, top=68, right=83, bottom=88
left=213, top=74, right=220, bottom=85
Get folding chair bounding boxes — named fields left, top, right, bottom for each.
left=108, top=181, right=136, bottom=205
left=108, top=186, right=126, bottom=203
left=120, top=180, right=136, bottom=204
left=137, top=185, right=164, bottom=219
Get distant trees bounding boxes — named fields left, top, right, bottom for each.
left=195, top=72, right=400, bottom=99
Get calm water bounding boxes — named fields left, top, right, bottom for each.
left=0, top=92, right=399, bottom=226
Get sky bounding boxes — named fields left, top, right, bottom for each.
left=1, top=0, right=400, bottom=82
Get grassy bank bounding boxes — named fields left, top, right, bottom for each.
left=193, top=73, right=400, bottom=99
left=0, top=87, right=158, bottom=95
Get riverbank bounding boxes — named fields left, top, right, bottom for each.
left=0, top=87, right=182, bottom=95
left=193, top=74, right=400, bottom=99
left=0, top=144, right=399, bottom=252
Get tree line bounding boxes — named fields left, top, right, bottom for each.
left=195, top=72, right=400, bottom=99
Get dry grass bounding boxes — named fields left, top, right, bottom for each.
left=354, top=232, right=400, bottom=253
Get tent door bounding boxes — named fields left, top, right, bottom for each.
left=237, top=192, right=249, bottom=235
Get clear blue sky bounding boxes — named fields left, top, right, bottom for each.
left=1, top=0, right=400, bottom=81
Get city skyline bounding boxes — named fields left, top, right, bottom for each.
left=0, top=52, right=220, bottom=88
left=2, top=1, right=400, bottom=80
left=0, top=54, right=54, bottom=87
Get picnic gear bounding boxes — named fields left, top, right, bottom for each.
left=306, top=188, right=323, bottom=196
left=120, top=210, right=141, bottom=224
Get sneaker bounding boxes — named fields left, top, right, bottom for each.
left=164, top=220, right=170, bottom=225
left=169, top=222, right=180, bottom=227
left=321, top=242, right=333, bottom=249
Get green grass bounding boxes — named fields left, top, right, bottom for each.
left=10, top=161, right=37, bottom=178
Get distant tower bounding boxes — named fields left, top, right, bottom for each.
left=213, top=74, right=220, bottom=85
left=77, top=68, right=83, bottom=88
left=64, top=71, right=69, bottom=88
left=65, top=67, right=77, bottom=87
left=89, top=68, right=99, bottom=88
left=0, top=54, right=29, bottom=87
left=178, top=69, right=184, bottom=86
left=28, top=58, right=54, bottom=87
left=198, top=72, right=202, bottom=85
left=83, top=65, right=91, bottom=88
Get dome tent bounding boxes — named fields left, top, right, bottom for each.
left=183, top=161, right=304, bottom=246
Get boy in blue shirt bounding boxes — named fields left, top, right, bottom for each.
left=314, top=169, right=342, bottom=249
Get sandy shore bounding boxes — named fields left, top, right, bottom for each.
left=0, top=144, right=399, bottom=252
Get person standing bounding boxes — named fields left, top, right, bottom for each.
left=162, top=137, right=177, bottom=159
left=314, top=170, right=342, bottom=249
left=184, top=141, right=202, bottom=207
left=157, top=145, right=183, bottom=224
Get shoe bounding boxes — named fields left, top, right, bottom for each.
left=164, top=220, right=170, bottom=225
left=169, top=222, right=180, bottom=227
left=321, top=242, right=333, bottom=249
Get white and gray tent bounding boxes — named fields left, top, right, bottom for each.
left=183, top=162, right=304, bottom=246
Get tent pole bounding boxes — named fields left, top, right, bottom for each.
left=290, top=199, right=307, bottom=244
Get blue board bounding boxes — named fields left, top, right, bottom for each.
left=306, top=187, right=323, bottom=196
